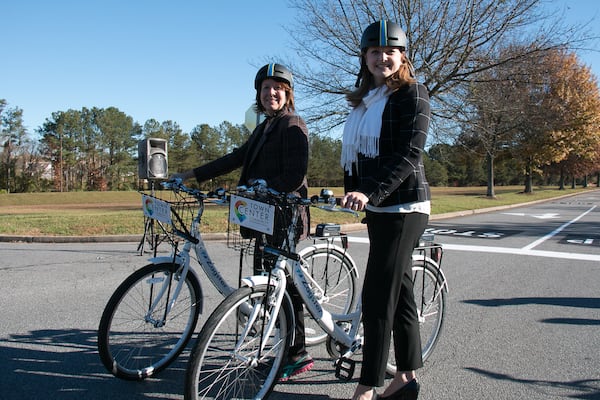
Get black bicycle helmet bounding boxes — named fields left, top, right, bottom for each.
left=360, top=20, right=407, bottom=51
left=254, top=63, right=294, bottom=90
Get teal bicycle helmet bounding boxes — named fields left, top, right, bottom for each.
left=360, top=20, right=407, bottom=51
left=254, top=63, right=294, bottom=90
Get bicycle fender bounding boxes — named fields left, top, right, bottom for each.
left=148, top=255, right=184, bottom=265
left=411, top=254, right=449, bottom=293
left=239, top=275, right=275, bottom=288
left=298, top=243, right=359, bottom=278
left=238, top=277, right=298, bottom=346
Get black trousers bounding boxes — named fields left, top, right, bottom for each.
left=359, top=211, right=429, bottom=387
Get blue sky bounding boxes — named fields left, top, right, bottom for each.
left=2, top=1, right=599, bottom=136
left=2, top=1, right=296, bottom=134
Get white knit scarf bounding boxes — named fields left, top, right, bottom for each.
left=340, top=86, right=390, bottom=175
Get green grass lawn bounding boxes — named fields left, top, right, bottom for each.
left=0, top=186, right=594, bottom=236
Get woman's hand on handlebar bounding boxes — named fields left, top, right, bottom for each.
left=341, top=191, right=368, bottom=212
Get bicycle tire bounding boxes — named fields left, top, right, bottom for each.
left=98, top=262, right=202, bottom=380
left=185, top=284, right=293, bottom=400
left=299, top=245, right=358, bottom=345
left=386, top=259, right=446, bottom=375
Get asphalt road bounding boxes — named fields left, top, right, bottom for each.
left=1, top=190, right=599, bottom=399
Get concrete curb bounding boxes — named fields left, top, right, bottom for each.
left=0, top=190, right=594, bottom=243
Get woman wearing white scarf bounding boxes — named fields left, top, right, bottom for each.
left=341, top=21, right=432, bottom=400
left=340, top=85, right=390, bottom=174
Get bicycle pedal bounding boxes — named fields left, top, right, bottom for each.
left=334, top=357, right=355, bottom=381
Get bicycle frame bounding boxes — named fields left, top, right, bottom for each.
left=100, top=180, right=364, bottom=383
left=238, top=234, right=446, bottom=364
left=142, top=187, right=243, bottom=323
left=142, top=183, right=357, bottom=333
left=240, top=249, right=362, bottom=356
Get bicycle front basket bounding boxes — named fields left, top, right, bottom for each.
left=141, top=190, right=198, bottom=243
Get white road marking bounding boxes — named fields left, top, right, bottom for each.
left=346, top=237, right=600, bottom=261
left=502, top=212, right=560, bottom=219
left=440, top=243, right=600, bottom=262
left=344, top=205, right=600, bottom=262
left=523, top=206, right=596, bottom=250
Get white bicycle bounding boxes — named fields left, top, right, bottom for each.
left=97, top=179, right=358, bottom=380
left=184, top=187, right=448, bottom=399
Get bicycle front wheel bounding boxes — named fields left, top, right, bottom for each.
left=185, top=284, right=292, bottom=400
left=299, top=245, right=358, bottom=345
left=386, top=259, right=446, bottom=375
left=98, top=262, right=202, bottom=380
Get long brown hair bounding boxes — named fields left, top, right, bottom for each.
left=346, top=51, right=416, bottom=108
left=254, top=80, right=295, bottom=114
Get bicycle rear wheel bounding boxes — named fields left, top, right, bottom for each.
left=98, top=262, right=202, bottom=380
left=299, top=245, right=358, bottom=345
left=185, top=284, right=292, bottom=400
left=386, top=260, right=446, bottom=375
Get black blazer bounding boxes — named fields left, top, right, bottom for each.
left=193, top=109, right=309, bottom=197
left=344, top=82, right=431, bottom=207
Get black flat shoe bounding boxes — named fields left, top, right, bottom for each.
left=378, top=379, right=420, bottom=400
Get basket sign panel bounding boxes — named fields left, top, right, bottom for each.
left=229, top=195, right=275, bottom=235
left=142, top=194, right=172, bottom=224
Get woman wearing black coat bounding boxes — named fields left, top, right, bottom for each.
left=170, top=63, right=313, bottom=381
left=340, top=21, right=432, bottom=400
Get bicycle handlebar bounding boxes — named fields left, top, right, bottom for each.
left=161, top=178, right=206, bottom=199
left=162, top=177, right=358, bottom=216
left=237, top=180, right=359, bottom=216
left=311, top=199, right=359, bottom=217
left=160, top=179, right=228, bottom=204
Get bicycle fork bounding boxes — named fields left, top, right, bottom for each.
left=234, top=264, right=288, bottom=366
left=145, top=247, right=192, bottom=327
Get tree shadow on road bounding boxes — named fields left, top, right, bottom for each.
left=465, top=367, right=600, bottom=399
left=463, top=296, right=600, bottom=309
left=463, top=297, right=600, bottom=326
left=1, top=327, right=191, bottom=400
left=1, top=328, right=344, bottom=400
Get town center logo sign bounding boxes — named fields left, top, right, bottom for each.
left=229, top=195, right=276, bottom=235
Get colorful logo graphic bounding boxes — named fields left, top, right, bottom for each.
left=144, top=197, right=154, bottom=215
left=234, top=199, right=247, bottom=222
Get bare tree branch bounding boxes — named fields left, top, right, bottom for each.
left=285, top=0, right=597, bottom=137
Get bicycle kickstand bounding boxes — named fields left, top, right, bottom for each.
left=334, top=357, right=355, bottom=381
